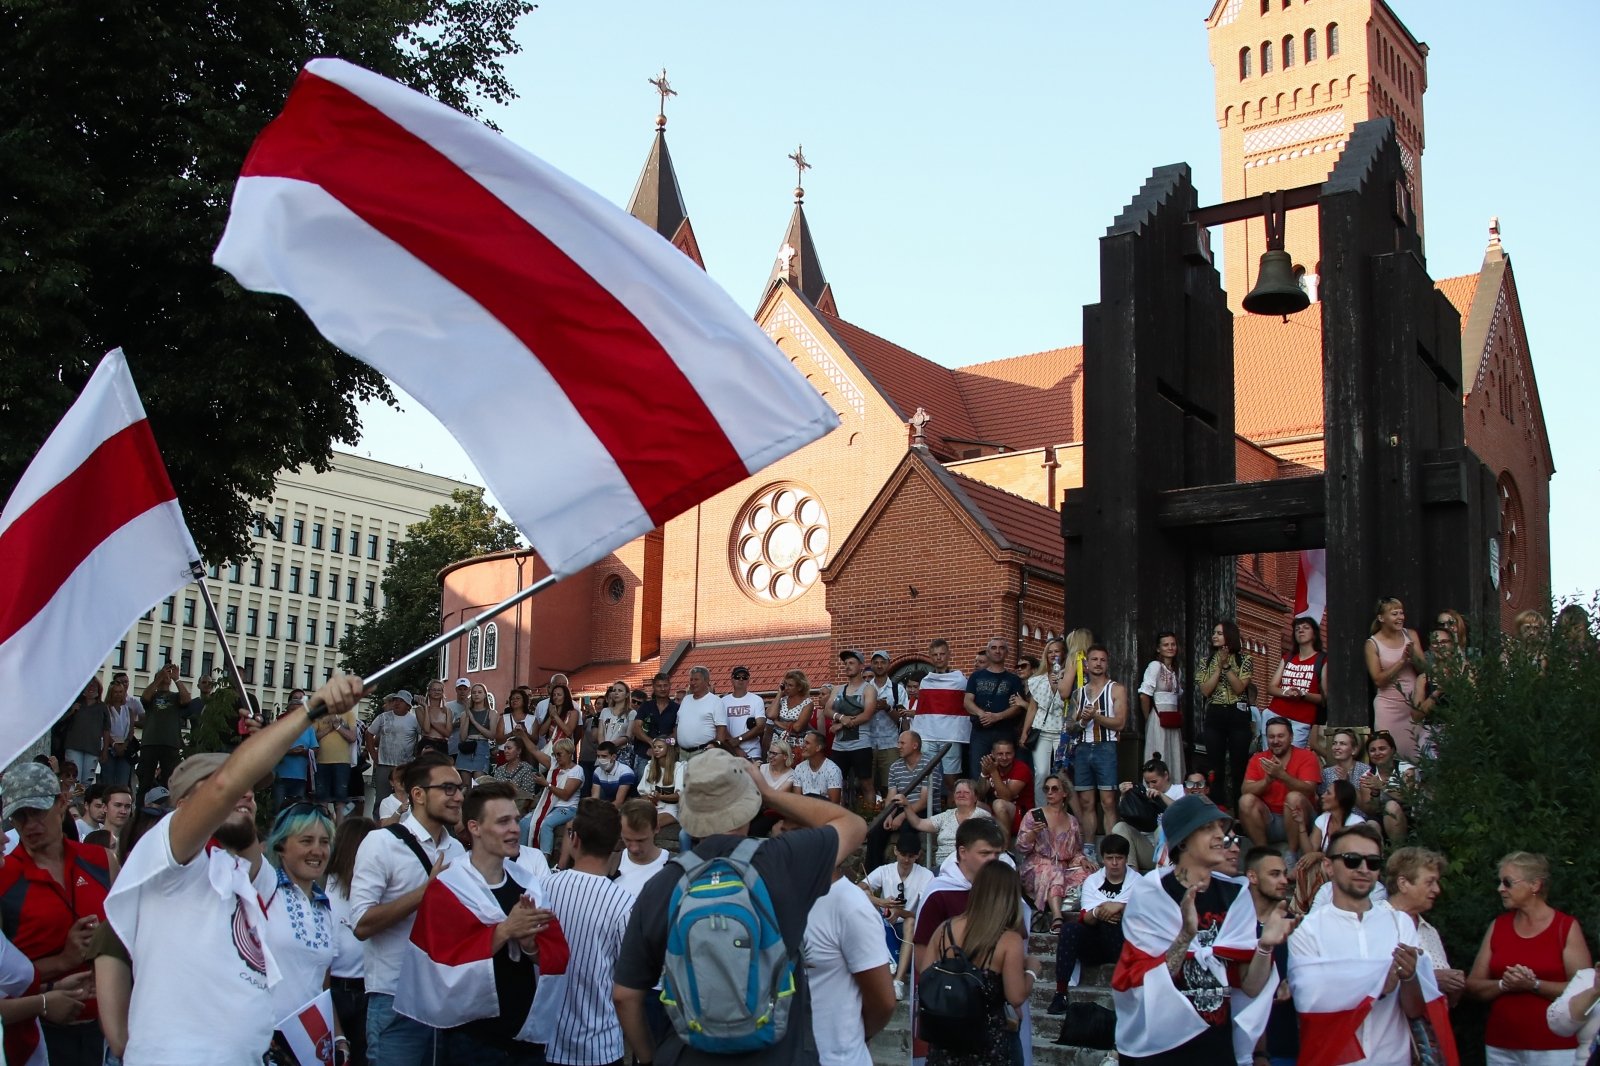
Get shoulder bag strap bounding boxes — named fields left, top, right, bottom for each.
left=385, top=824, right=432, bottom=875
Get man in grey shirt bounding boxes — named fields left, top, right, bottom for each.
left=366, top=691, right=421, bottom=807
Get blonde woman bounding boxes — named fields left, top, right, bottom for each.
left=1365, top=597, right=1428, bottom=760
left=637, top=737, right=684, bottom=831
left=525, top=737, right=584, bottom=857
left=1020, top=637, right=1068, bottom=804
left=767, top=670, right=817, bottom=739
left=750, top=738, right=795, bottom=837
left=596, top=680, right=637, bottom=769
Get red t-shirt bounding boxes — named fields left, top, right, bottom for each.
left=1243, top=746, right=1320, bottom=814
left=1266, top=651, right=1325, bottom=725
left=993, top=759, right=1034, bottom=832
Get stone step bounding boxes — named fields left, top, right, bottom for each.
left=868, top=1001, right=1118, bottom=1066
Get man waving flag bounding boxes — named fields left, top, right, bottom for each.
left=0, top=349, right=200, bottom=769
left=214, top=59, right=839, bottom=579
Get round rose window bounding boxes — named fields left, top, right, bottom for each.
left=731, top=484, right=830, bottom=603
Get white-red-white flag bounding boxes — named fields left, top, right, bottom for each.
left=1110, top=869, right=1278, bottom=1061
left=0, top=349, right=199, bottom=767
left=910, top=669, right=970, bottom=744
left=1294, top=548, right=1327, bottom=625
left=275, top=988, right=337, bottom=1065
left=214, top=59, right=839, bottom=579
left=1288, top=954, right=1459, bottom=1066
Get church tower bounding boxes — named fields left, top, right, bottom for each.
left=1206, top=0, right=1427, bottom=308
left=626, top=70, right=705, bottom=268
left=764, top=145, right=837, bottom=315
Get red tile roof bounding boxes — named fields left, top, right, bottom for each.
left=816, top=311, right=978, bottom=452
left=1435, top=273, right=1480, bottom=321
left=943, top=467, right=1065, bottom=571
left=955, top=346, right=1085, bottom=449
left=567, top=658, right=661, bottom=697
left=668, top=637, right=835, bottom=696
left=1232, top=313, right=1326, bottom=441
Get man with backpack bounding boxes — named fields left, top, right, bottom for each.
left=613, top=747, right=867, bottom=1065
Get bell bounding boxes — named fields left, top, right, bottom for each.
left=1242, top=249, right=1310, bottom=317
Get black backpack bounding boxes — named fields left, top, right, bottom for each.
left=916, top=920, right=989, bottom=1052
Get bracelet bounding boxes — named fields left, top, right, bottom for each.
left=38, top=992, right=48, bottom=1018
left=1256, top=944, right=1275, bottom=956
left=1498, top=976, right=1510, bottom=992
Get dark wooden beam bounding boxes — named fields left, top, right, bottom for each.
left=1189, top=183, right=1323, bottom=228
left=1156, top=476, right=1324, bottom=529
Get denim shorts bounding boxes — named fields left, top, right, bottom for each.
left=315, top=762, right=350, bottom=801
left=1072, top=741, right=1118, bottom=792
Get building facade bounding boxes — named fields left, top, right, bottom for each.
left=103, top=452, right=472, bottom=713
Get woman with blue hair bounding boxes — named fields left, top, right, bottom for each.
left=263, top=803, right=346, bottom=1064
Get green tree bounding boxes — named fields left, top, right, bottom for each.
left=340, top=488, right=520, bottom=693
left=0, top=0, right=535, bottom=562
left=1408, top=598, right=1599, bottom=1064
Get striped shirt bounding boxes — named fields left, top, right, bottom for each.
left=1072, top=680, right=1121, bottom=744
left=542, top=868, right=634, bottom=1065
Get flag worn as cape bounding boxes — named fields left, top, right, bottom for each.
left=1288, top=953, right=1459, bottom=1066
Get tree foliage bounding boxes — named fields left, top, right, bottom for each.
left=339, top=488, right=520, bottom=694
left=0, top=0, right=535, bottom=561
left=1408, top=597, right=1600, bottom=1062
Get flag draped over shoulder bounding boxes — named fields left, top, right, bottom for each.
left=0, top=349, right=199, bottom=767
left=1110, top=869, right=1277, bottom=1061
left=213, top=59, right=839, bottom=579
left=396, top=859, right=569, bottom=1044
left=1289, top=955, right=1459, bottom=1066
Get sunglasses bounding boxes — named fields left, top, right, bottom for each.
left=1221, top=832, right=1240, bottom=849
left=1184, top=780, right=1207, bottom=790
left=1331, top=853, right=1384, bottom=871
left=1498, top=877, right=1529, bottom=890
left=1044, top=784, right=1065, bottom=793
left=275, top=801, right=331, bottom=822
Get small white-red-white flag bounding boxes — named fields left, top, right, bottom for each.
left=275, top=988, right=337, bottom=1065
left=1294, top=548, right=1327, bottom=625
left=0, top=349, right=199, bottom=768
left=214, top=59, right=839, bottom=579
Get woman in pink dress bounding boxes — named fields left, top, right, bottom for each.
left=1015, top=774, right=1098, bottom=932
left=1364, top=596, right=1428, bottom=759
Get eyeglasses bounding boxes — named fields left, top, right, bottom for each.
left=421, top=782, right=465, bottom=796
left=1498, top=877, right=1529, bottom=890
left=1332, top=853, right=1384, bottom=871
left=1184, top=780, right=1207, bottom=791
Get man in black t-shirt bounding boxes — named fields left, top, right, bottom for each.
left=629, top=673, right=679, bottom=763
left=613, top=749, right=866, bottom=1066
left=962, top=635, right=1032, bottom=779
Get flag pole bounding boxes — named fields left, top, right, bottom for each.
left=189, top=561, right=253, bottom=713
left=357, top=573, right=559, bottom=696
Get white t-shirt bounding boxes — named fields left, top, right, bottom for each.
left=721, top=692, right=766, bottom=758
left=0, top=929, right=41, bottom=1063
left=104, top=816, right=280, bottom=1065
left=1314, top=811, right=1367, bottom=852
left=325, top=878, right=364, bottom=979
left=805, top=876, right=893, bottom=1066
left=597, top=707, right=635, bottom=747
left=75, top=817, right=99, bottom=840
left=676, top=691, right=724, bottom=750
left=1290, top=900, right=1418, bottom=1065
left=376, top=793, right=407, bottom=821
left=1138, top=660, right=1184, bottom=712
left=638, top=761, right=684, bottom=819
left=791, top=758, right=844, bottom=798
left=1079, top=867, right=1133, bottom=914
left=614, top=848, right=671, bottom=901
left=509, top=845, right=552, bottom=888
left=549, top=765, right=585, bottom=811
left=369, top=710, right=421, bottom=766
left=863, top=861, right=934, bottom=917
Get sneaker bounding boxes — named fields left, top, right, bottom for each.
left=893, top=979, right=905, bottom=1001
left=1046, top=992, right=1068, bottom=1015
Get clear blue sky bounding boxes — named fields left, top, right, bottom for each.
left=355, top=1, right=1599, bottom=598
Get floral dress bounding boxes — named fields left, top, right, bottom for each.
left=1016, top=808, right=1096, bottom=906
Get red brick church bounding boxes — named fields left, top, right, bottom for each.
left=439, top=0, right=1552, bottom=699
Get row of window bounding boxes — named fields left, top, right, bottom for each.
left=201, top=561, right=378, bottom=604
left=1239, top=23, right=1338, bottom=78
left=109, top=643, right=335, bottom=690
left=146, top=597, right=356, bottom=645
left=251, top=511, right=396, bottom=561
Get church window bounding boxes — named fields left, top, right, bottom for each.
left=1262, top=41, right=1274, bottom=73
left=1496, top=473, right=1524, bottom=601
left=1327, top=23, right=1340, bottom=56
left=1282, top=35, right=1295, bottom=67
left=605, top=575, right=626, bottom=603
left=730, top=483, right=831, bottom=605
left=1240, top=46, right=1253, bottom=79
left=1305, top=28, right=1318, bottom=62
left=482, top=623, right=498, bottom=671
left=467, top=626, right=481, bottom=671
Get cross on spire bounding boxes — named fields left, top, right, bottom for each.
left=788, top=144, right=811, bottom=203
left=648, top=68, right=676, bottom=130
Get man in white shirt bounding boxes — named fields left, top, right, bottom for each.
left=614, top=798, right=669, bottom=900
left=720, top=666, right=766, bottom=760
left=806, top=866, right=895, bottom=1065
left=1048, top=832, right=1132, bottom=1014
left=674, top=665, right=726, bottom=757
left=860, top=835, right=934, bottom=999
left=104, top=674, right=364, bottom=1066
left=1289, top=821, right=1425, bottom=1065
left=351, top=751, right=468, bottom=1066
left=790, top=729, right=844, bottom=803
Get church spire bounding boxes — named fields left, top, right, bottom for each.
left=626, top=68, right=704, bottom=268
left=766, top=144, right=837, bottom=315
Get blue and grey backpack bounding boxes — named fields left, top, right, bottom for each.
left=658, top=838, right=798, bottom=1053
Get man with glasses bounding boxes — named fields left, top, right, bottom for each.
left=1289, top=822, right=1427, bottom=1063
left=350, top=751, right=467, bottom=1065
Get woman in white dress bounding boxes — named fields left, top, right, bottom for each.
left=263, top=804, right=345, bottom=1064
left=637, top=737, right=684, bottom=831
left=1137, top=631, right=1185, bottom=776
left=1020, top=638, right=1068, bottom=805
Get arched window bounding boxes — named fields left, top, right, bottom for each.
left=1262, top=40, right=1275, bottom=72
left=1260, top=0, right=1269, bottom=13
left=1240, top=46, right=1253, bottom=79
left=1283, top=35, right=1295, bottom=67
left=467, top=625, right=481, bottom=671
left=1305, top=28, right=1318, bottom=61
left=482, top=623, right=499, bottom=670
left=1327, top=23, right=1340, bottom=56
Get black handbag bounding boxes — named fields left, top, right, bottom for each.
left=1115, top=786, right=1162, bottom=833
left=1054, top=1002, right=1116, bottom=1048
left=917, top=921, right=989, bottom=1053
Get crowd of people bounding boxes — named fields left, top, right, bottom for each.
left=0, top=599, right=1595, bottom=1066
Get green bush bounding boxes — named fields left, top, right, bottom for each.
left=1408, top=596, right=1599, bottom=1063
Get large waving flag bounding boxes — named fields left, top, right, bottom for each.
left=1289, top=954, right=1458, bottom=1066
left=397, top=858, right=569, bottom=1044
left=1110, top=869, right=1278, bottom=1061
left=214, top=59, right=839, bottom=579
left=0, top=349, right=199, bottom=767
